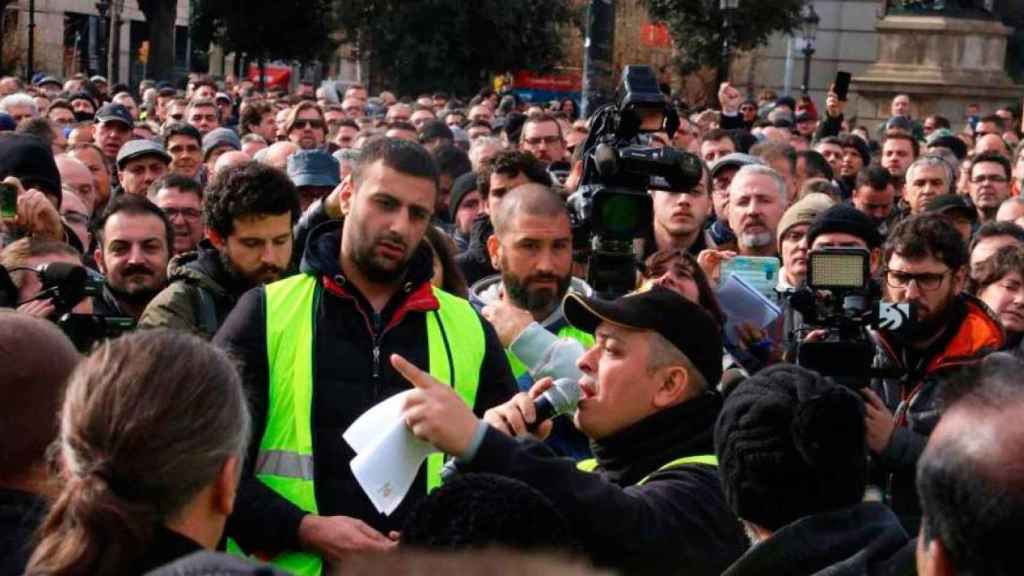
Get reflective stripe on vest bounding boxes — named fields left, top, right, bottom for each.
left=576, top=454, right=718, bottom=485
left=246, top=274, right=486, bottom=576
left=507, top=325, right=595, bottom=380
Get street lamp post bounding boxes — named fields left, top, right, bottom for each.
left=718, top=0, right=739, bottom=93
left=799, top=2, right=820, bottom=96
left=95, top=1, right=109, bottom=78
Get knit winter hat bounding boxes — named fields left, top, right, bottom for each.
left=715, top=364, right=867, bottom=531
left=806, top=203, right=883, bottom=249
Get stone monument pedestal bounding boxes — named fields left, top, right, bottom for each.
left=852, top=15, right=1024, bottom=130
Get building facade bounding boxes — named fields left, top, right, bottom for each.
left=2, top=0, right=189, bottom=86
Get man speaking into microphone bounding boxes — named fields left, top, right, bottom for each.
left=393, top=287, right=748, bottom=576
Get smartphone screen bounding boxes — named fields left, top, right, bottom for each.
left=0, top=183, right=16, bottom=219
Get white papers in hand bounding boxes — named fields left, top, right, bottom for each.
left=343, top=390, right=438, bottom=516
left=717, top=274, right=782, bottom=343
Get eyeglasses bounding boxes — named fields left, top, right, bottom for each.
left=163, top=207, right=202, bottom=221
left=524, top=135, right=562, bottom=147
left=970, top=174, right=1008, bottom=184
left=293, top=119, right=325, bottom=130
left=884, top=268, right=950, bottom=291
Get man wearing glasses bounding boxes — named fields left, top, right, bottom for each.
left=519, top=113, right=566, bottom=168
left=867, top=213, right=1004, bottom=532
left=148, top=175, right=204, bottom=255
left=967, top=151, right=1013, bottom=225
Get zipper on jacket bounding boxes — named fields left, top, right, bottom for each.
left=371, top=313, right=384, bottom=379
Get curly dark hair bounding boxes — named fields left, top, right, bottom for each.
left=475, top=149, right=552, bottom=198
left=202, top=162, right=300, bottom=238
left=884, top=213, right=967, bottom=272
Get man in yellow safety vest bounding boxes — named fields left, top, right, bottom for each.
left=215, top=137, right=517, bottom=575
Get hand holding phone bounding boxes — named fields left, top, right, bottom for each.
left=0, top=182, right=16, bottom=220
left=832, top=71, right=852, bottom=102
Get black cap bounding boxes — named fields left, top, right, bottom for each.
left=448, top=171, right=478, bottom=221
left=806, top=204, right=883, bottom=249
left=925, top=194, right=977, bottom=222
left=563, top=287, right=723, bottom=386
left=95, top=103, right=134, bottom=128
left=0, top=133, right=62, bottom=203
left=69, top=92, right=97, bottom=111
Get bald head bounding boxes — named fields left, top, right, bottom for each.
left=0, top=311, right=80, bottom=482
left=917, top=355, right=1024, bottom=576
left=259, top=141, right=299, bottom=171
left=213, top=150, right=252, bottom=176
left=492, top=183, right=568, bottom=238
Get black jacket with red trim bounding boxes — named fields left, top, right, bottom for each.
left=215, top=220, right=517, bottom=556
left=869, top=293, right=1003, bottom=527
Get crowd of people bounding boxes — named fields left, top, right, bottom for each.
left=1, top=67, right=1023, bottom=576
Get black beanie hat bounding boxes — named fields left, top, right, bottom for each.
left=714, top=364, right=867, bottom=531
left=806, top=203, right=882, bottom=249
left=448, top=171, right=479, bottom=221
left=0, top=133, right=62, bottom=208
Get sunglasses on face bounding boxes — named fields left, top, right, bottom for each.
left=294, top=119, right=325, bottom=130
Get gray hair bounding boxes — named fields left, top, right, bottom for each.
left=730, top=164, right=787, bottom=205
left=906, top=154, right=955, bottom=190
left=0, top=92, right=38, bottom=116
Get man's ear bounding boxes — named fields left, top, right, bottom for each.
left=917, top=533, right=955, bottom=576
left=652, top=366, right=690, bottom=409
left=487, top=233, right=502, bottom=270
left=94, top=248, right=106, bottom=274
left=338, top=176, right=354, bottom=216
left=870, top=247, right=882, bottom=276
left=207, top=228, right=225, bottom=250
left=213, top=456, right=240, bottom=516
left=952, top=265, right=968, bottom=294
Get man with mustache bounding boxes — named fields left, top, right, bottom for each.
left=470, top=183, right=595, bottom=459
left=214, top=138, right=516, bottom=574
left=868, top=213, right=1004, bottom=531
left=92, top=194, right=173, bottom=320
left=139, top=163, right=299, bottom=339
left=726, top=164, right=788, bottom=259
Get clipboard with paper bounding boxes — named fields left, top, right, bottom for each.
left=716, top=273, right=782, bottom=345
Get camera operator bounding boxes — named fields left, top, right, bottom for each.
left=470, top=183, right=593, bottom=460
left=868, top=213, right=1004, bottom=531
left=92, top=194, right=172, bottom=320
left=1, top=237, right=91, bottom=317
left=393, top=287, right=748, bottom=576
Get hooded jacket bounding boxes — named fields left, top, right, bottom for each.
left=138, top=241, right=250, bottom=339
left=455, top=214, right=497, bottom=287
left=722, top=502, right=914, bottom=576
left=869, top=293, right=1003, bottom=528
left=214, top=221, right=517, bottom=556
left=469, top=274, right=594, bottom=459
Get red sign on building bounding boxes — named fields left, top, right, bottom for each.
left=641, top=23, right=671, bottom=49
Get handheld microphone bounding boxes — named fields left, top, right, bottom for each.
left=529, top=377, right=581, bottom=431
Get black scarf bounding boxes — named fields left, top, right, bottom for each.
left=590, top=391, right=723, bottom=487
